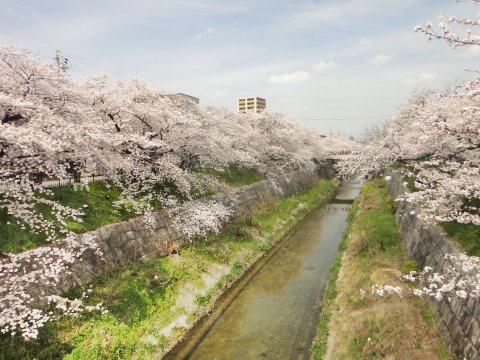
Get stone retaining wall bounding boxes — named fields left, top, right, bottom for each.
left=2, top=166, right=328, bottom=310
left=386, top=170, right=480, bottom=360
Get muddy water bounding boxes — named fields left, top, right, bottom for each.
left=173, top=181, right=362, bottom=360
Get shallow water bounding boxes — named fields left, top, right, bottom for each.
left=171, top=181, right=362, bottom=360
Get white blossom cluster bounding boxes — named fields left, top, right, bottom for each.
left=169, top=200, right=232, bottom=238
left=371, top=284, right=404, bottom=297
left=369, top=253, right=480, bottom=303
left=142, top=211, right=158, bottom=232
left=402, top=254, right=480, bottom=301
left=47, top=294, right=107, bottom=318
left=0, top=234, right=104, bottom=340
left=415, top=1, right=480, bottom=47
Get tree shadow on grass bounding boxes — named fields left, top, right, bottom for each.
left=0, top=323, right=72, bottom=360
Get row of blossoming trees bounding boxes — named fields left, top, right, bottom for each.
left=338, top=0, right=480, bottom=302
left=0, top=45, right=354, bottom=242
left=0, top=45, right=357, bottom=339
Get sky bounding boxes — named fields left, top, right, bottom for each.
left=1, top=0, right=479, bottom=136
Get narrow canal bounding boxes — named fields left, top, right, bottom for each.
left=169, top=181, right=362, bottom=360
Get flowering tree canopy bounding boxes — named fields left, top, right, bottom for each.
left=337, top=84, right=480, bottom=225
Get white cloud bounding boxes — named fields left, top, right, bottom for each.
left=404, top=72, right=440, bottom=84
left=418, top=72, right=439, bottom=81
left=463, top=46, right=480, bottom=57
left=210, top=90, right=228, bottom=98
left=313, top=61, right=338, bottom=72
left=269, top=70, right=311, bottom=84
left=403, top=78, right=417, bottom=85
left=194, top=27, right=217, bottom=40
left=279, top=0, right=418, bottom=30
left=358, top=37, right=374, bottom=47
left=369, top=53, right=395, bottom=65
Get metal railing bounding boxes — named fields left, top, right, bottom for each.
left=40, top=174, right=107, bottom=188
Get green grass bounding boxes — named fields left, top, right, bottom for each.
left=421, top=305, right=435, bottom=327
left=0, top=164, right=264, bottom=254
left=0, top=181, right=136, bottom=254
left=0, top=179, right=338, bottom=360
left=196, top=163, right=264, bottom=187
left=351, top=182, right=399, bottom=255
left=440, top=221, right=480, bottom=257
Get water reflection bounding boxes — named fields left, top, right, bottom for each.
left=334, top=180, right=363, bottom=201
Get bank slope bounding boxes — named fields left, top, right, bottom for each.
left=1, top=179, right=337, bottom=360
left=312, top=180, right=453, bottom=360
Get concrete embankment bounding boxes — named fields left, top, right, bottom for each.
left=2, top=175, right=339, bottom=359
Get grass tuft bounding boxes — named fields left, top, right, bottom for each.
left=440, top=221, right=480, bottom=257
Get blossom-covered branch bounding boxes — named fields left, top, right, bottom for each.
left=415, top=0, right=480, bottom=47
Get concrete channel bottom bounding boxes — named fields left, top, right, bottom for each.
left=166, top=181, right=362, bottom=360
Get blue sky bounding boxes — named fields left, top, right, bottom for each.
left=1, top=0, right=479, bottom=136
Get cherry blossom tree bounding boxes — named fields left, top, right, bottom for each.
left=338, top=83, right=480, bottom=225
left=1, top=44, right=354, bottom=243
left=339, top=0, right=480, bottom=225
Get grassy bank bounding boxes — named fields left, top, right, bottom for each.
left=197, top=162, right=264, bottom=187
left=311, top=180, right=452, bottom=360
left=1, top=178, right=338, bottom=360
left=0, top=164, right=263, bottom=254
left=440, top=222, right=480, bottom=257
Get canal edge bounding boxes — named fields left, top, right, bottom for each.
left=163, top=181, right=341, bottom=359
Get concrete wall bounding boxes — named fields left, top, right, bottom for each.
left=386, top=171, right=480, bottom=360
left=2, top=166, right=329, bottom=311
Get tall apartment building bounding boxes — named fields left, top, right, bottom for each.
left=238, top=97, right=266, bottom=114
